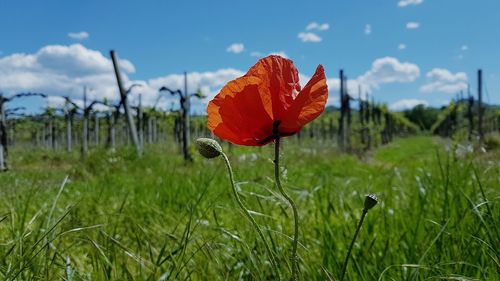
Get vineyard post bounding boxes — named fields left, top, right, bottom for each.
left=110, top=50, right=142, bottom=156
left=43, top=116, right=48, bottom=147
left=148, top=114, right=153, bottom=144
left=106, top=105, right=118, bottom=150
left=158, top=76, right=205, bottom=161
left=94, top=112, right=99, bottom=146
left=153, top=115, right=158, bottom=143
left=358, top=86, right=365, bottom=146
left=338, top=69, right=345, bottom=150
left=65, top=108, right=72, bottom=151
left=467, top=84, right=474, bottom=141
left=137, top=94, right=144, bottom=149
left=0, top=95, right=6, bottom=171
left=81, top=87, right=89, bottom=157
left=111, top=109, right=117, bottom=149
left=49, top=110, right=56, bottom=149
left=182, top=71, right=192, bottom=161
left=359, top=88, right=364, bottom=126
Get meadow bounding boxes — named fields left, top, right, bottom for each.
left=0, top=135, right=498, bottom=280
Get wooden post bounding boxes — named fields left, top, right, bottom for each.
left=152, top=117, right=157, bottom=143
left=110, top=50, right=142, bottom=155
left=0, top=95, right=6, bottom=171
left=50, top=114, right=56, bottom=149
left=111, top=112, right=116, bottom=149
left=106, top=108, right=117, bottom=150
left=94, top=113, right=99, bottom=146
left=337, top=69, right=345, bottom=150
left=359, top=86, right=364, bottom=126
left=138, top=94, right=144, bottom=149
left=358, top=86, right=365, bottom=146
left=182, top=71, right=192, bottom=161
left=467, top=84, right=474, bottom=141
left=81, top=87, right=88, bottom=157
left=66, top=110, right=72, bottom=151
left=344, top=75, right=351, bottom=150
left=174, top=116, right=181, bottom=146
left=148, top=116, right=153, bottom=144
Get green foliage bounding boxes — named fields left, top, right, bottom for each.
left=404, top=105, right=440, bottom=131
left=0, top=137, right=498, bottom=280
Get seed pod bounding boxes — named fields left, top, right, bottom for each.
left=364, top=194, right=378, bottom=211
left=196, top=138, right=223, bottom=159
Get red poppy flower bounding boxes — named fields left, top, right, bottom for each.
left=207, top=55, right=328, bottom=146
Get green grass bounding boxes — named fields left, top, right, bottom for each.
left=0, top=136, right=499, bottom=280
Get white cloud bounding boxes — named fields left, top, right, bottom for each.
left=0, top=44, right=135, bottom=104
left=1, top=44, right=425, bottom=114
left=306, top=22, right=330, bottom=31
left=398, top=43, right=407, bottom=50
left=147, top=68, right=244, bottom=113
left=298, top=32, right=322, bottom=43
left=356, top=57, right=420, bottom=92
left=299, top=22, right=328, bottom=43
left=364, top=24, right=372, bottom=35
left=420, top=68, right=468, bottom=94
left=406, top=22, right=420, bottom=29
left=68, top=31, right=89, bottom=40
left=461, top=45, right=468, bottom=51
left=398, top=0, right=423, bottom=7
left=389, top=99, right=428, bottom=111
left=0, top=43, right=287, bottom=114
left=226, top=43, right=245, bottom=54
left=314, top=57, right=420, bottom=105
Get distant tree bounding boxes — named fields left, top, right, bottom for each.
left=404, top=105, right=439, bottom=131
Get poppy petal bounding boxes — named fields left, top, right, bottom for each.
left=207, top=76, right=274, bottom=146
left=246, top=55, right=301, bottom=121
left=280, top=64, right=328, bottom=132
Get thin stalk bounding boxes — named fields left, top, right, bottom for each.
left=274, top=137, right=300, bottom=281
left=221, top=152, right=280, bottom=278
left=340, top=209, right=368, bottom=281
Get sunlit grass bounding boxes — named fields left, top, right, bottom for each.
left=0, top=136, right=498, bottom=280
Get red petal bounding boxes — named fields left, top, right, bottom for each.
left=246, top=55, right=301, bottom=121
left=207, top=76, right=274, bottom=146
left=280, top=64, right=328, bottom=132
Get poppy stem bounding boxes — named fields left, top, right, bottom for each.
left=274, top=137, right=299, bottom=281
left=340, top=209, right=368, bottom=281
left=221, top=152, right=280, bottom=278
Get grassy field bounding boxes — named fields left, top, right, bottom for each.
left=0, top=136, right=499, bottom=280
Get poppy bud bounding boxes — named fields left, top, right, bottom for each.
left=364, top=194, right=378, bottom=211
left=196, top=138, right=223, bottom=159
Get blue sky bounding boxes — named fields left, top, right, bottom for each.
left=0, top=0, right=499, bottom=114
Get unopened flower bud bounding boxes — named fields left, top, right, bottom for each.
left=364, top=194, right=378, bottom=211
left=196, top=138, right=223, bottom=159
